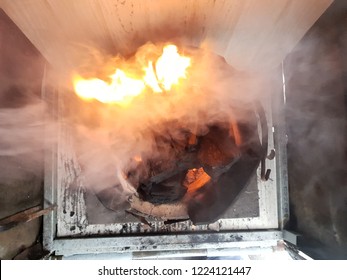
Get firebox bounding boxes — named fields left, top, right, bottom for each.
left=42, top=47, right=289, bottom=257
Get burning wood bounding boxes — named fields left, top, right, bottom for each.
left=93, top=102, right=268, bottom=225
left=70, top=42, right=270, bottom=225
left=183, top=168, right=211, bottom=193
left=133, top=104, right=268, bottom=224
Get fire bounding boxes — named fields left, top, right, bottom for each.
left=154, top=45, right=191, bottom=91
left=73, top=70, right=145, bottom=104
left=184, top=167, right=211, bottom=193
left=73, top=44, right=191, bottom=104
left=133, top=155, right=142, bottom=163
left=143, top=61, right=162, bottom=93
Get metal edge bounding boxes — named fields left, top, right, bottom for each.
left=257, top=83, right=280, bottom=229
left=53, top=230, right=282, bottom=256
left=42, top=64, right=58, bottom=252
left=273, top=63, right=290, bottom=229
left=62, top=246, right=276, bottom=260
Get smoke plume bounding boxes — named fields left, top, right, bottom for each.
left=53, top=42, right=270, bottom=207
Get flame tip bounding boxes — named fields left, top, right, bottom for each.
left=73, top=43, right=191, bottom=105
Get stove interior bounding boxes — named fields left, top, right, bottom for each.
left=95, top=101, right=268, bottom=225
left=48, top=42, right=280, bottom=237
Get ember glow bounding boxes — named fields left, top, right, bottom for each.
left=73, top=44, right=191, bottom=104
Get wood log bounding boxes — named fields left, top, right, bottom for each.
left=184, top=168, right=211, bottom=193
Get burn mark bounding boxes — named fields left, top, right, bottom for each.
left=115, top=0, right=134, bottom=34
left=119, top=224, right=129, bottom=234
left=267, top=149, right=276, bottom=160
left=264, top=169, right=271, bottom=181
left=126, top=209, right=152, bottom=227
left=235, top=236, right=243, bottom=242
left=164, top=218, right=190, bottom=225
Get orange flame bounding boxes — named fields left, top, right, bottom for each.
left=133, top=155, right=142, bottom=163
left=73, top=44, right=191, bottom=105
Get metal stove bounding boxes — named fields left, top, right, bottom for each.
left=42, top=65, right=289, bottom=258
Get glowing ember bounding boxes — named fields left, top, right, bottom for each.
left=73, top=44, right=191, bottom=105
left=184, top=167, right=211, bottom=193
left=133, top=155, right=142, bottom=162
